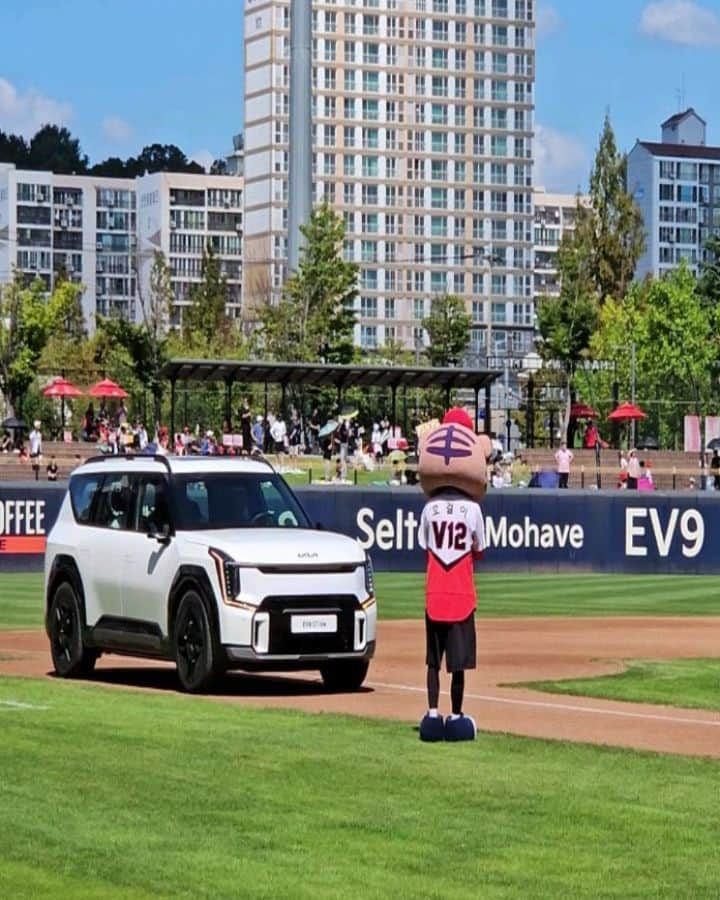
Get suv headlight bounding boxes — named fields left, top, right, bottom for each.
left=364, top=553, right=375, bottom=599
left=209, top=548, right=241, bottom=602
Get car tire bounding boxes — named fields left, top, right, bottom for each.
left=48, top=581, right=98, bottom=679
left=173, top=588, right=222, bottom=693
left=320, top=660, right=369, bottom=692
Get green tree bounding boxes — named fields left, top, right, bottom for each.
left=697, top=234, right=720, bottom=309
left=422, top=294, right=471, bottom=367
left=27, top=125, right=88, bottom=174
left=0, top=276, right=85, bottom=416
left=182, top=246, right=233, bottom=349
left=573, top=115, right=645, bottom=302
left=258, top=203, right=358, bottom=363
left=537, top=233, right=600, bottom=440
left=591, top=264, right=718, bottom=446
left=97, top=251, right=173, bottom=426
left=0, top=130, right=30, bottom=166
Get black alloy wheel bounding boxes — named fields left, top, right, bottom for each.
left=320, top=660, right=369, bottom=692
left=174, top=589, right=221, bottom=693
left=48, top=582, right=98, bottom=678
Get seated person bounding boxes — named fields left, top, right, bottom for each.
left=0, top=431, right=12, bottom=453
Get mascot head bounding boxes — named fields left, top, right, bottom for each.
left=417, top=407, right=492, bottom=502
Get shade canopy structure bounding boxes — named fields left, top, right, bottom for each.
left=42, top=377, right=83, bottom=399
left=707, top=437, right=720, bottom=451
left=569, top=403, right=598, bottom=419
left=607, top=402, right=646, bottom=421
left=88, top=378, right=128, bottom=399
left=636, top=435, right=659, bottom=451
left=161, top=359, right=502, bottom=438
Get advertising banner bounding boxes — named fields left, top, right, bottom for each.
left=684, top=415, right=701, bottom=453
left=297, top=487, right=717, bottom=574
left=2, top=482, right=720, bottom=575
left=0, top=485, right=64, bottom=571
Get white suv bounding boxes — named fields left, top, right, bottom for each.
left=45, top=455, right=376, bottom=692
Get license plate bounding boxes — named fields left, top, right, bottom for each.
left=290, top=614, right=337, bottom=634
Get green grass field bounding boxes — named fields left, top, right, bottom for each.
left=527, top=659, right=720, bottom=713
left=3, top=571, right=720, bottom=630
left=0, top=675, right=718, bottom=899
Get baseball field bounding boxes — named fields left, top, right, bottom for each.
left=2, top=571, right=720, bottom=898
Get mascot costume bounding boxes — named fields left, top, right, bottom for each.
left=416, top=407, right=492, bottom=742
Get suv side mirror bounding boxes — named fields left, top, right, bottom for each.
left=147, top=522, right=172, bottom=544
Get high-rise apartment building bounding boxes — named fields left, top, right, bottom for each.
left=0, top=163, right=136, bottom=327
left=0, top=164, right=244, bottom=329
left=243, top=0, right=535, bottom=360
left=135, top=171, right=244, bottom=324
left=628, top=109, right=720, bottom=280
left=533, top=188, right=588, bottom=302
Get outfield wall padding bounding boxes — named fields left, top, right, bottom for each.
left=1, top=482, right=718, bottom=574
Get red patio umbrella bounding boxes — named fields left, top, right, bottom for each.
left=42, top=378, right=84, bottom=438
left=88, top=378, right=128, bottom=399
left=569, top=403, right=598, bottom=419
left=607, top=401, right=646, bottom=421
left=42, top=377, right=83, bottom=399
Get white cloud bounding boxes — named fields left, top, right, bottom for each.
left=0, top=77, right=72, bottom=136
left=536, top=4, right=562, bottom=39
left=102, top=115, right=133, bottom=144
left=534, top=123, right=590, bottom=194
left=191, top=149, right=216, bottom=172
left=640, top=0, right=720, bottom=47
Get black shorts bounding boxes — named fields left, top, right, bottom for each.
left=425, top=612, right=476, bottom=673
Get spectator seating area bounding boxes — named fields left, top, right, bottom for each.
left=0, top=441, right=714, bottom=491
left=518, top=448, right=712, bottom=491
left=0, top=440, right=91, bottom=482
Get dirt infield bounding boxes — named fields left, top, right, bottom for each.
left=2, top=618, right=720, bottom=759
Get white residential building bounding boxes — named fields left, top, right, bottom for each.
left=136, top=172, right=243, bottom=324
left=0, top=164, right=244, bottom=329
left=628, top=109, right=720, bottom=280
left=243, top=0, right=535, bottom=359
left=0, top=163, right=136, bottom=327
left=533, top=187, right=588, bottom=302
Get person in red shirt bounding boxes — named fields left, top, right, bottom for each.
left=416, top=407, right=490, bottom=742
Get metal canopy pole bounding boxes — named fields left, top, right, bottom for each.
left=391, top=385, right=397, bottom=428
left=170, top=378, right=176, bottom=439
left=225, top=377, right=233, bottom=429
left=287, top=0, right=312, bottom=274
left=484, top=384, right=492, bottom=435
left=474, top=385, right=480, bottom=434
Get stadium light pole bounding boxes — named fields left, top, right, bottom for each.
left=287, top=0, right=312, bottom=275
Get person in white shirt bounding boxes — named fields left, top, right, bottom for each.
left=554, top=442, right=573, bottom=489
left=270, top=414, right=287, bottom=467
left=29, top=421, right=42, bottom=481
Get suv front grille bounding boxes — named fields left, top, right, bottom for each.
left=259, top=594, right=359, bottom=655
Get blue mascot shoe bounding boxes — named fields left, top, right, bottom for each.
left=444, top=714, right=477, bottom=742
left=419, top=713, right=446, bottom=742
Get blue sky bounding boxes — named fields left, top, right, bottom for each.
left=1, top=0, right=719, bottom=190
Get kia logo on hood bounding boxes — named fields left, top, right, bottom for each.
left=297, top=551, right=319, bottom=558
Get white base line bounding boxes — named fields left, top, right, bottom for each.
left=367, top=681, right=720, bottom=729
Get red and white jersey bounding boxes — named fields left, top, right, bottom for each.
left=418, top=490, right=485, bottom=622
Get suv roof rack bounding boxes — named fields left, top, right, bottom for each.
left=80, top=453, right=276, bottom=475
left=82, top=453, right=173, bottom=473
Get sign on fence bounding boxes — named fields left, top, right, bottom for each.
left=2, top=483, right=720, bottom=575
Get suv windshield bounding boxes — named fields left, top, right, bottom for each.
left=172, top=472, right=311, bottom=531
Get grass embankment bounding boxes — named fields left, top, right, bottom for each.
left=3, top=572, right=720, bottom=631
left=0, top=676, right=719, bottom=899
